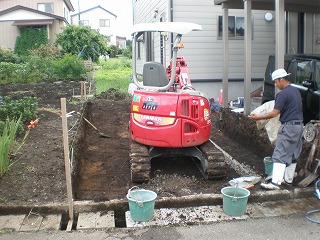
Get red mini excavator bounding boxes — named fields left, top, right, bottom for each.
left=129, top=22, right=226, bottom=182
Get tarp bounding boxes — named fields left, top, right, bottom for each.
left=250, top=100, right=280, bottom=144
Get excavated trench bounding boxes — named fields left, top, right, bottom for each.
left=0, top=84, right=316, bottom=229
left=70, top=98, right=314, bottom=227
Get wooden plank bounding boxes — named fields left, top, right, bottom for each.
left=61, top=98, right=74, bottom=224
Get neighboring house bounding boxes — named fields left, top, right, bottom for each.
left=116, top=36, right=126, bottom=49
left=0, top=0, right=74, bottom=50
left=133, top=0, right=320, bottom=101
left=71, top=5, right=118, bottom=46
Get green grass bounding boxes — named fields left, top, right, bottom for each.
left=94, top=58, right=132, bottom=95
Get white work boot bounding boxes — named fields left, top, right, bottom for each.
left=283, top=163, right=297, bottom=184
left=261, top=163, right=286, bottom=190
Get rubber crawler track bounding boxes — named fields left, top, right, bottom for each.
left=129, top=140, right=227, bottom=183
left=198, top=140, right=227, bottom=179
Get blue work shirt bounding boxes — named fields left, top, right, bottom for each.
left=274, top=85, right=303, bottom=123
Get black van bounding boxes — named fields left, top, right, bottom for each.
left=262, top=54, right=320, bottom=123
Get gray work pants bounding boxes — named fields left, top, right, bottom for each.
left=272, top=124, right=304, bottom=166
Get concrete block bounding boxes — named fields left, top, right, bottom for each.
left=19, top=214, right=43, bottom=231
left=77, top=212, right=96, bottom=229
left=302, top=198, right=320, bottom=209
left=39, top=214, right=61, bottom=231
left=0, top=215, right=25, bottom=232
left=77, top=211, right=115, bottom=230
left=253, top=202, right=282, bottom=217
left=271, top=200, right=298, bottom=216
left=96, top=211, right=115, bottom=229
left=247, top=203, right=267, bottom=218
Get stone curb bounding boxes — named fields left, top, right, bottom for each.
left=0, top=187, right=314, bottom=215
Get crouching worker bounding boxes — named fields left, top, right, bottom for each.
left=250, top=68, right=304, bottom=190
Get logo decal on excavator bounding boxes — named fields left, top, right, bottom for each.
left=142, top=101, right=158, bottom=110
left=133, top=113, right=175, bottom=125
left=132, top=105, right=139, bottom=111
left=133, top=95, right=141, bottom=102
left=147, top=96, right=154, bottom=102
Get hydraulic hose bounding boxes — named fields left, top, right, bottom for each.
left=305, top=209, right=320, bottom=224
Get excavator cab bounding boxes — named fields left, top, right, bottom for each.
left=129, top=22, right=226, bottom=182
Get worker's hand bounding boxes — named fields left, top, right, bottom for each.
left=249, top=114, right=259, bottom=121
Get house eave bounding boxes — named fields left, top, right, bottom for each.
left=0, top=5, right=67, bottom=23
left=214, top=0, right=320, bottom=13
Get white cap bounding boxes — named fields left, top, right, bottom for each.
left=272, top=68, right=291, bottom=81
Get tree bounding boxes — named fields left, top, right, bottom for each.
left=122, top=40, right=132, bottom=59
left=55, top=25, right=108, bottom=62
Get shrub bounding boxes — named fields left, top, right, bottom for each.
left=28, top=44, right=61, bottom=59
left=24, top=56, right=55, bottom=82
left=0, top=47, right=23, bottom=63
left=0, top=96, right=38, bottom=128
left=52, top=54, right=87, bottom=81
left=0, top=62, right=27, bottom=84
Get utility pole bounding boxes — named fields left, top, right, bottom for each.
left=78, top=0, right=80, bottom=25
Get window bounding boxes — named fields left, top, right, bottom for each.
left=315, top=61, right=320, bottom=88
left=218, top=16, right=245, bottom=39
left=137, top=42, right=141, bottom=59
left=296, top=60, right=312, bottom=84
left=79, top=20, right=89, bottom=26
left=64, top=7, right=69, bottom=20
left=38, top=3, right=54, bottom=13
left=100, top=19, right=110, bottom=27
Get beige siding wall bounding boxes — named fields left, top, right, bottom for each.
left=0, top=22, right=20, bottom=50
left=133, top=0, right=275, bottom=80
left=0, top=0, right=65, bottom=15
left=133, top=0, right=320, bottom=100
left=172, top=1, right=276, bottom=80
left=0, top=0, right=71, bottom=49
left=133, top=0, right=168, bottom=73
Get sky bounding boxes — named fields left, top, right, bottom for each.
left=70, top=0, right=133, bottom=38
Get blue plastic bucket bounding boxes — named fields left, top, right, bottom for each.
left=127, top=188, right=157, bottom=222
left=221, top=186, right=250, bottom=216
left=263, top=157, right=273, bottom=175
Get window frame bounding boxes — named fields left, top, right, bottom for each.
left=79, top=20, right=89, bottom=26
left=100, top=19, right=110, bottom=27
left=37, top=3, right=54, bottom=14
left=218, top=15, right=247, bottom=40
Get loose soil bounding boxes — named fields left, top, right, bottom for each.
left=0, top=82, right=313, bottom=206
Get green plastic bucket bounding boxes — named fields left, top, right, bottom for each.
left=127, top=188, right=157, bottom=222
left=263, top=156, right=273, bottom=175
left=221, top=186, right=250, bottom=216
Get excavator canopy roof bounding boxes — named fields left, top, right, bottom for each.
left=131, top=22, right=202, bottom=35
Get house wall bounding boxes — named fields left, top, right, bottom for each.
left=315, top=14, right=320, bottom=53
left=0, top=22, right=20, bottom=50
left=133, top=0, right=320, bottom=101
left=0, top=0, right=72, bottom=49
left=0, top=0, right=71, bottom=18
left=133, top=0, right=168, bottom=72
left=71, top=7, right=117, bottom=45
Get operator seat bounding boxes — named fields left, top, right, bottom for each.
left=143, top=62, right=169, bottom=87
